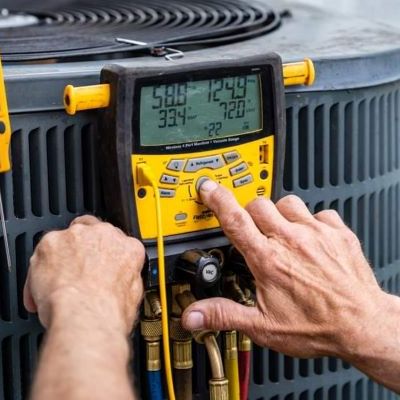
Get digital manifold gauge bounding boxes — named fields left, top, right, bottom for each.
left=100, top=54, right=285, bottom=242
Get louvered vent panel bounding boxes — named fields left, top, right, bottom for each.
left=249, top=82, right=400, bottom=400
left=1, top=85, right=400, bottom=399
left=0, top=111, right=102, bottom=400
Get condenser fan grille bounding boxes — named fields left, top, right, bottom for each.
left=0, top=0, right=281, bottom=62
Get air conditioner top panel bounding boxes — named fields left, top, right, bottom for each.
left=2, top=0, right=400, bottom=112
left=2, top=0, right=399, bottom=61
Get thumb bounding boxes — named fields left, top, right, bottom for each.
left=181, top=297, right=260, bottom=333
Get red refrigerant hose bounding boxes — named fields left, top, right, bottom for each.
left=238, top=333, right=251, bottom=400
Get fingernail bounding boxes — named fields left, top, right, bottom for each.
left=185, top=311, right=205, bottom=329
left=200, top=179, right=218, bottom=192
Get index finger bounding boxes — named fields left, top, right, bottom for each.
left=199, top=179, right=269, bottom=261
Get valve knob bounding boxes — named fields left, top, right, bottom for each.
left=176, top=249, right=221, bottom=288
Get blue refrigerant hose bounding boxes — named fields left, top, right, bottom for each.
left=147, top=370, right=163, bottom=400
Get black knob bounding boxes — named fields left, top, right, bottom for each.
left=176, top=249, right=221, bottom=288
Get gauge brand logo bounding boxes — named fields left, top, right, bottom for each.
left=193, top=210, right=214, bottom=221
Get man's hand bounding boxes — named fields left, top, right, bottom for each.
left=182, top=180, right=385, bottom=360
left=24, top=215, right=145, bottom=332
left=25, top=216, right=145, bottom=400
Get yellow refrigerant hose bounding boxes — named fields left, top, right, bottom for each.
left=137, top=163, right=176, bottom=400
left=224, top=331, right=240, bottom=400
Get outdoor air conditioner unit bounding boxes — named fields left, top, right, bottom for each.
left=1, top=0, right=399, bottom=398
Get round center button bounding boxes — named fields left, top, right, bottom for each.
left=201, top=263, right=219, bottom=284
left=196, top=176, right=211, bottom=193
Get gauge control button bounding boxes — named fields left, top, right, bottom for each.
left=159, top=188, right=176, bottom=198
left=201, top=263, right=219, bottom=284
left=195, top=176, right=212, bottom=193
left=160, top=174, right=179, bottom=185
left=223, top=151, right=240, bottom=164
left=167, top=159, right=185, bottom=172
left=176, top=249, right=221, bottom=288
left=229, top=162, right=248, bottom=176
left=175, top=213, right=188, bottom=221
left=185, top=155, right=224, bottom=172
left=233, top=174, right=253, bottom=188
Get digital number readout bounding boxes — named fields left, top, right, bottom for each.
left=139, top=74, right=262, bottom=146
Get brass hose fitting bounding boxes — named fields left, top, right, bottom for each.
left=147, top=341, right=161, bottom=371
left=209, top=378, right=229, bottom=400
left=175, top=290, right=228, bottom=400
left=146, top=290, right=162, bottom=318
left=140, top=318, right=163, bottom=342
left=223, top=273, right=253, bottom=307
left=170, top=284, right=193, bottom=371
left=173, top=340, right=193, bottom=370
left=175, top=291, right=218, bottom=344
left=171, top=283, right=191, bottom=316
left=143, top=289, right=162, bottom=320
left=170, top=316, right=193, bottom=370
left=174, top=290, right=196, bottom=312
left=224, top=331, right=238, bottom=362
left=238, top=332, right=252, bottom=352
left=171, top=284, right=193, bottom=400
left=141, top=291, right=163, bottom=371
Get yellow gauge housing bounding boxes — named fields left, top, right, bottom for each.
left=132, top=136, right=274, bottom=239
left=99, top=55, right=288, bottom=242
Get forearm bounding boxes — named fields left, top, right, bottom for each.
left=339, top=292, right=400, bottom=393
left=30, top=292, right=136, bottom=400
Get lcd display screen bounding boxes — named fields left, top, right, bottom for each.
left=139, top=74, right=262, bottom=146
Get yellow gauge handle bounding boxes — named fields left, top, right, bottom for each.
left=283, top=58, right=315, bottom=86
left=64, top=84, right=110, bottom=115
left=0, top=57, right=12, bottom=173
